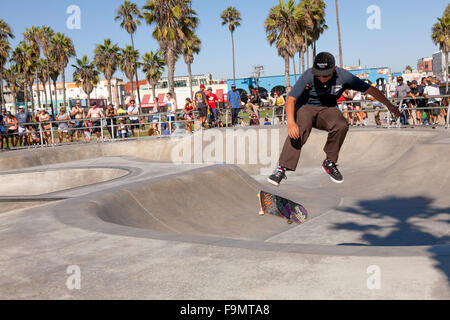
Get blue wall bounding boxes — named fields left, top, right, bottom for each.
left=227, top=67, right=391, bottom=94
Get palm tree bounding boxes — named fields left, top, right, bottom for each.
left=50, top=32, right=76, bottom=110
left=141, top=50, right=165, bottom=100
left=23, top=26, right=42, bottom=110
left=221, top=6, right=241, bottom=86
left=48, top=59, right=60, bottom=112
left=265, top=0, right=304, bottom=87
left=37, top=58, right=50, bottom=109
left=120, top=45, right=139, bottom=100
left=182, top=33, right=201, bottom=100
left=3, top=64, right=21, bottom=109
left=73, top=55, right=100, bottom=107
left=143, top=0, right=198, bottom=96
left=39, top=26, right=55, bottom=113
left=299, top=0, right=327, bottom=66
left=115, top=0, right=143, bottom=108
left=0, top=39, right=11, bottom=109
left=94, top=39, right=121, bottom=105
left=432, top=13, right=450, bottom=93
left=0, top=19, right=14, bottom=109
left=335, top=0, right=343, bottom=67
left=11, top=42, right=36, bottom=112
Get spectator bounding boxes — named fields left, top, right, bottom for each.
left=394, top=76, right=414, bottom=125
left=352, top=89, right=364, bottom=126
left=38, top=109, right=52, bottom=144
left=206, top=87, right=219, bottom=127
left=423, top=77, right=442, bottom=127
left=273, top=91, right=285, bottom=124
left=408, top=80, right=424, bottom=125
left=127, top=99, right=140, bottom=137
left=419, top=78, right=429, bottom=125
left=25, top=125, right=40, bottom=146
left=183, top=98, right=195, bottom=134
left=0, top=110, right=4, bottom=151
left=227, top=84, right=241, bottom=126
left=194, top=84, right=208, bottom=127
left=70, top=101, right=86, bottom=142
left=118, top=119, right=130, bottom=139
left=149, top=97, right=160, bottom=133
left=263, top=117, right=271, bottom=125
left=57, top=106, right=70, bottom=143
left=247, top=85, right=261, bottom=117
left=86, top=101, right=105, bottom=141
left=105, top=104, right=118, bottom=138
left=15, top=106, right=30, bottom=147
left=165, top=93, right=177, bottom=123
left=4, top=112, right=18, bottom=148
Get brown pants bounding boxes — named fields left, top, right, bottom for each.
left=279, top=105, right=349, bottom=171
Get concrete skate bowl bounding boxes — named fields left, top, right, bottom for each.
left=50, top=156, right=450, bottom=256
left=0, top=167, right=129, bottom=197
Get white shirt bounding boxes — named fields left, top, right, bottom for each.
left=424, top=85, right=441, bottom=104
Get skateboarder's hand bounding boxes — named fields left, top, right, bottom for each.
left=288, top=121, right=300, bottom=140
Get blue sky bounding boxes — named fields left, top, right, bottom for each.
left=2, top=0, right=448, bottom=82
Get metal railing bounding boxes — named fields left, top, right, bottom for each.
left=1, top=94, right=449, bottom=151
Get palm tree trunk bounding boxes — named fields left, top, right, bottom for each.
left=87, top=93, right=91, bottom=109
left=151, top=84, right=156, bottom=102
left=335, top=0, right=343, bottom=67
left=302, top=49, right=305, bottom=73
left=35, top=71, right=41, bottom=110
left=231, top=31, right=236, bottom=85
left=292, top=56, right=297, bottom=82
left=53, top=79, right=58, bottom=115
left=46, top=63, right=53, bottom=115
left=29, top=81, right=35, bottom=114
left=0, top=69, right=5, bottom=109
left=130, top=34, right=142, bottom=109
left=167, top=48, right=176, bottom=96
left=187, top=62, right=193, bottom=100
left=43, top=81, right=49, bottom=111
left=130, top=77, right=135, bottom=100
left=61, top=67, right=66, bottom=111
left=284, top=54, right=290, bottom=88
left=23, top=75, right=28, bottom=112
left=307, top=46, right=310, bottom=69
left=107, top=78, right=113, bottom=104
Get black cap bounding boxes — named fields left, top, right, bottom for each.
left=312, top=52, right=336, bottom=76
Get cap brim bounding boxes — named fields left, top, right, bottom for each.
left=312, top=67, right=334, bottom=77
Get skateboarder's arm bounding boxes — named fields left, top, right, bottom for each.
left=285, top=96, right=300, bottom=139
left=365, top=86, right=401, bottom=118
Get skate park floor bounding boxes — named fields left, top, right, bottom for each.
left=0, top=127, right=449, bottom=299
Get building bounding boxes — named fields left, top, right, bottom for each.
left=432, top=51, right=449, bottom=82
left=417, top=57, right=433, bottom=73
left=125, top=74, right=228, bottom=110
left=31, top=78, right=126, bottom=112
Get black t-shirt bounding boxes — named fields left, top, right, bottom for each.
left=195, top=91, right=208, bottom=109
left=288, top=68, right=371, bottom=109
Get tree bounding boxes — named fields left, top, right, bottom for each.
left=143, top=0, right=198, bottom=96
left=0, top=19, right=14, bottom=109
left=404, top=65, right=413, bottom=73
left=11, top=42, right=36, bottom=112
left=335, top=0, right=343, bottom=67
left=37, top=58, right=50, bottom=110
left=182, top=33, right=201, bottom=100
left=39, top=26, right=55, bottom=114
left=265, top=0, right=304, bottom=87
left=299, top=0, right=327, bottom=65
left=3, top=64, right=21, bottom=109
left=115, top=0, right=144, bottom=108
left=94, top=38, right=121, bottom=105
left=141, top=50, right=165, bottom=100
left=50, top=33, right=76, bottom=111
left=221, top=6, right=241, bottom=86
left=48, top=59, right=60, bottom=111
left=120, top=45, right=140, bottom=101
left=23, top=26, right=42, bottom=110
left=72, top=55, right=100, bottom=108
left=432, top=10, right=450, bottom=93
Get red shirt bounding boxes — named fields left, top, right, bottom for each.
left=207, top=93, right=218, bottom=109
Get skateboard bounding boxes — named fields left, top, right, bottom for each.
left=257, top=191, right=308, bottom=224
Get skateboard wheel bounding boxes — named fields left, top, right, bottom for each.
left=259, top=211, right=265, bottom=216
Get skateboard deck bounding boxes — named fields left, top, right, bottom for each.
left=257, top=191, right=308, bottom=224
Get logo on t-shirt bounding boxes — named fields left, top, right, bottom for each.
left=331, top=85, right=343, bottom=94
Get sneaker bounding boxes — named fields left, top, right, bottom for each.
left=267, top=167, right=287, bottom=186
left=322, top=159, right=344, bottom=184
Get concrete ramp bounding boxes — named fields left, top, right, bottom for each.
left=91, top=165, right=294, bottom=240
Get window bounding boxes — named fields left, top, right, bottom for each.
left=192, top=79, right=199, bottom=86
left=174, top=80, right=187, bottom=88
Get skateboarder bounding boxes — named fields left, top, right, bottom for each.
left=268, top=52, right=401, bottom=186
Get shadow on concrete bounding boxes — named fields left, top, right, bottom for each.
left=333, top=196, right=450, bottom=283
